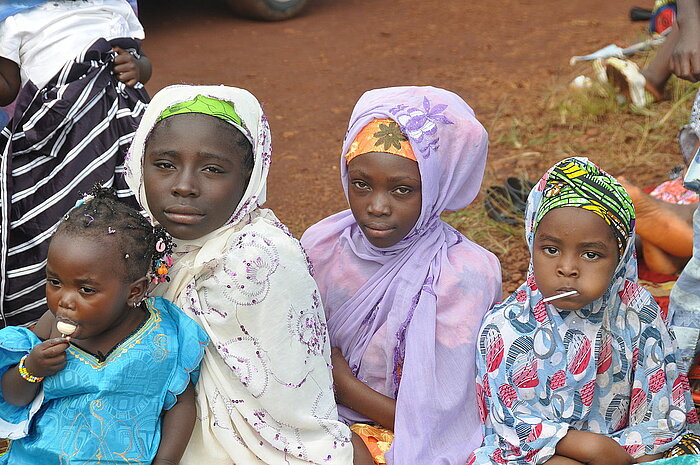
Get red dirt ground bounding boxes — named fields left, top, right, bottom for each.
left=139, top=0, right=655, bottom=294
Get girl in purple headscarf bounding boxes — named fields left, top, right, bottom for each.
left=301, top=86, right=502, bottom=465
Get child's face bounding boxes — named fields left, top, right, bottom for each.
left=143, top=114, right=250, bottom=240
left=532, top=207, right=619, bottom=310
left=45, top=234, right=143, bottom=341
left=347, top=152, right=422, bottom=248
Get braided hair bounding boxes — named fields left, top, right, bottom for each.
left=54, top=185, right=172, bottom=283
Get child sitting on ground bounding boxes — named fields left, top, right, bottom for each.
left=301, top=86, right=502, bottom=465
left=124, top=85, right=354, bottom=464
left=469, top=157, right=698, bottom=465
left=0, top=186, right=208, bottom=464
left=0, top=0, right=152, bottom=327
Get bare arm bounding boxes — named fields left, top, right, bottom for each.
left=554, top=430, right=634, bottom=465
left=331, top=348, right=396, bottom=430
left=0, top=56, right=20, bottom=106
left=1, top=337, right=70, bottom=406
left=543, top=456, right=585, bottom=465
left=152, top=383, right=196, bottom=465
left=671, top=0, right=700, bottom=81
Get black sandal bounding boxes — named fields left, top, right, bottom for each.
left=505, top=177, right=534, bottom=215
left=484, top=185, right=521, bottom=224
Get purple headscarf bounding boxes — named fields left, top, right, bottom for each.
left=301, top=86, right=502, bottom=464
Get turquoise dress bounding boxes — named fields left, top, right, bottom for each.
left=0, top=297, right=208, bottom=465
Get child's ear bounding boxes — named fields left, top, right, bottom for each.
left=127, top=276, right=150, bottom=307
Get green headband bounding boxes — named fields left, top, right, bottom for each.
left=156, top=94, right=244, bottom=128
left=535, top=158, right=635, bottom=255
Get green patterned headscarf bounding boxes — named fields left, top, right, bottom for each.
left=156, top=94, right=244, bottom=129
left=534, top=158, right=635, bottom=255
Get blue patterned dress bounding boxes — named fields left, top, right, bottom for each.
left=468, top=158, right=697, bottom=465
left=0, top=297, right=208, bottom=464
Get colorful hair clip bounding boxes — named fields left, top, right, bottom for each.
left=149, top=227, right=174, bottom=284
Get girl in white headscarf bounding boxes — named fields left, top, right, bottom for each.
left=125, top=84, right=353, bottom=465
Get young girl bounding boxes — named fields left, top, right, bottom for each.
left=0, top=187, right=208, bottom=464
left=124, top=85, right=354, bottom=464
left=301, top=86, right=503, bottom=465
left=0, top=0, right=152, bottom=327
left=469, top=157, right=698, bottom=465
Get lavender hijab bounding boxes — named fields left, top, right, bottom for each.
left=301, top=86, right=502, bottom=464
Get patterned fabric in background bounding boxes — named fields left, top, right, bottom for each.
left=0, top=38, right=149, bottom=327
left=651, top=178, right=700, bottom=205
left=665, top=433, right=700, bottom=456
left=651, top=0, right=677, bottom=35
left=468, top=157, right=697, bottom=465
left=350, top=424, right=394, bottom=465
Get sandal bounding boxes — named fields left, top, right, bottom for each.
left=593, top=57, right=663, bottom=108
left=484, top=185, right=521, bottom=224
left=505, top=177, right=534, bottom=215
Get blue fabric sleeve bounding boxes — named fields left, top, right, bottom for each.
left=155, top=297, right=208, bottom=410
left=610, top=312, right=692, bottom=456
left=0, top=327, right=42, bottom=438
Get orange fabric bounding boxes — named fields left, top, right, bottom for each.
left=344, top=119, right=416, bottom=164
left=0, top=439, right=9, bottom=457
left=350, top=423, right=394, bottom=465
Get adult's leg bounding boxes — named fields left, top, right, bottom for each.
left=642, top=25, right=680, bottom=94
left=620, top=177, right=694, bottom=258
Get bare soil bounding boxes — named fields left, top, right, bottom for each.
left=140, top=0, right=678, bottom=296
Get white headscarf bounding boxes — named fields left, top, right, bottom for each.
left=125, top=85, right=353, bottom=465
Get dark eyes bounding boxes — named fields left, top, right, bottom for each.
left=153, top=161, right=224, bottom=174
left=543, top=247, right=558, bottom=256
left=541, top=248, right=601, bottom=260
left=350, top=181, right=413, bottom=195
left=47, top=278, right=95, bottom=293
left=153, top=161, right=175, bottom=170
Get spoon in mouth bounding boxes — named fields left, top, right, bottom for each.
left=542, top=290, right=579, bottom=303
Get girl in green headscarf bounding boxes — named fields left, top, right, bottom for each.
left=125, top=85, right=354, bottom=465
left=470, top=157, right=698, bottom=465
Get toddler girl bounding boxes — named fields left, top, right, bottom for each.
left=124, top=85, right=354, bottom=464
left=0, top=186, right=208, bottom=464
left=301, top=86, right=502, bottom=465
left=469, top=157, right=698, bottom=465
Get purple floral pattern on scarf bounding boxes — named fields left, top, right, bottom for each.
left=302, top=86, right=502, bottom=465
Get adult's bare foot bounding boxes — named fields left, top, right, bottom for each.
left=641, top=240, right=689, bottom=275
left=618, top=176, right=694, bottom=258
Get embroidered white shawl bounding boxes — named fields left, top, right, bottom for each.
left=125, top=85, right=353, bottom=464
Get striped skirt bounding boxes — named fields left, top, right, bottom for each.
left=0, top=38, right=149, bottom=327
